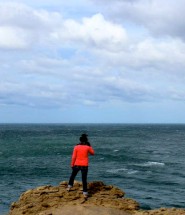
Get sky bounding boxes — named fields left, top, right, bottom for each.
left=0, top=0, right=185, bottom=123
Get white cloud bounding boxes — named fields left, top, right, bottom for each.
left=0, top=2, right=62, bottom=28
left=1, top=0, right=185, bottom=111
left=0, top=2, right=62, bottom=49
left=0, top=3, right=127, bottom=51
left=0, top=26, right=29, bottom=49
left=57, top=13, right=128, bottom=51
left=92, top=37, right=185, bottom=74
left=91, top=0, right=185, bottom=40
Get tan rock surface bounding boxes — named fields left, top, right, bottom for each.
left=9, top=181, right=138, bottom=215
left=8, top=181, right=185, bottom=215
left=37, top=205, right=132, bottom=215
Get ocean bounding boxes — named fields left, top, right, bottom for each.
left=0, top=123, right=185, bottom=214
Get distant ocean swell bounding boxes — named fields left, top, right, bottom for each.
left=0, top=124, right=185, bottom=214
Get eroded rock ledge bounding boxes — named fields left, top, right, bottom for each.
left=9, top=181, right=185, bottom=215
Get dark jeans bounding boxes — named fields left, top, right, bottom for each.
left=68, top=166, right=88, bottom=192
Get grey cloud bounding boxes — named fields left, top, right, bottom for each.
left=91, top=0, right=185, bottom=40
left=1, top=1, right=185, bottom=109
left=1, top=60, right=185, bottom=109
left=0, top=59, right=165, bottom=109
left=0, top=2, right=62, bottom=49
left=0, top=2, right=61, bottom=29
left=0, top=3, right=128, bottom=52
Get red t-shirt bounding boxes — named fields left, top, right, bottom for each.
left=71, top=145, right=95, bottom=167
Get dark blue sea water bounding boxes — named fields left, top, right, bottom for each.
left=0, top=124, right=185, bottom=214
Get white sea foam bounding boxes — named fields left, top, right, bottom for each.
left=142, top=161, right=165, bottom=167
left=127, top=170, right=138, bottom=174
left=107, top=168, right=138, bottom=175
left=113, top=149, right=119, bottom=152
left=107, top=168, right=127, bottom=174
left=17, top=157, right=25, bottom=161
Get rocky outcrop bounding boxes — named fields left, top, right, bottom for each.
left=8, top=181, right=185, bottom=215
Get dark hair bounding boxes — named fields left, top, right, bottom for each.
left=79, top=134, right=91, bottom=146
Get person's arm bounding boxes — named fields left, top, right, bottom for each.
left=89, top=146, right=95, bottom=155
left=71, top=147, right=77, bottom=167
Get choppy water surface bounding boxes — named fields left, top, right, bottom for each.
left=0, top=124, right=185, bottom=214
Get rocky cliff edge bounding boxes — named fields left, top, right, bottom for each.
left=9, top=181, right=185, bottom=215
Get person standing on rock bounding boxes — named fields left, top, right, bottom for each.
left=67, top=134, right=95, bottom=198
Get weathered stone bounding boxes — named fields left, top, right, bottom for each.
left=8, top=181, right=185, bottom=215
